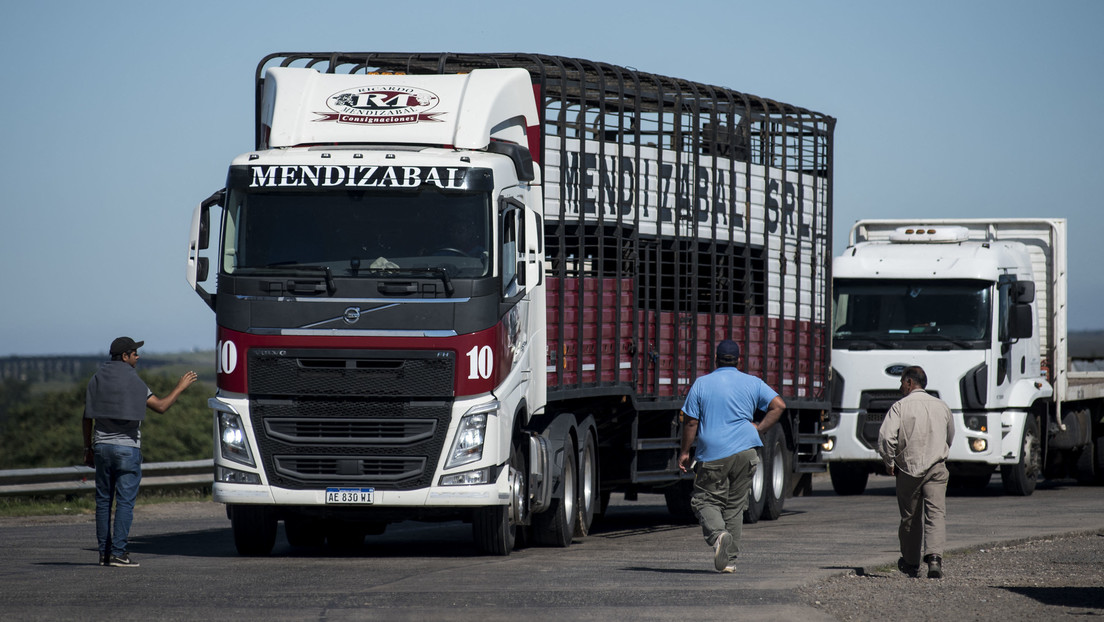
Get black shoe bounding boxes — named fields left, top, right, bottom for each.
left=99, top=551, right=108, bottom=566
left=108, top=553, right=140, bottom=568
left=897, top=557, right=919, bottom=577
left=925, top=554, right=943, bottom=579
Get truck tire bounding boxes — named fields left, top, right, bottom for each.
left=761, top=426, right=790, bottom=521
left=230, top=505, right=277, bottom=556
left=743, top=445, right=767, bottom=524
left=472, top=506, right=514, bottom=555
left=574, top=430, right=600, bottom=537
left=829, top=462, right=869, bottom=496
left=532, top=438, right=578, bottom=547
left=663, top=479, right=695, bottom=524
left=325, top=522, right=366, bottom=550
left=1001, top=415, right=1041, bottom=496
left=1076, top=436, right=1104, bottom=485
left=473, top=443, right=525, bottom=555
left=949, top=471, right=992, bottom=490
left=284, top=516, right=325, bottom=548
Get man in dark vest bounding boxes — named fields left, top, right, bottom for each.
left=82, top=337, right=198, bottom=567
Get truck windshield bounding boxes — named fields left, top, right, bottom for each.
left=221, top=188, right=491, bottom=278
left=833, top=279, right=992, bottom=345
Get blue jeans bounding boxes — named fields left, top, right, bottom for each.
left=94, top=444, right=142, bottom=557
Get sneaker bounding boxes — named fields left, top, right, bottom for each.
left=721, top=565, right=736, bottom=573
left=713, top=531, right=733, bottom=572
left=897, top=556, right=919, bottom=578
left=108, top=553, right=140, bottom=568
left=99, top=551, right=108, bottom=566
left=925, top=554, right=943, bottom=579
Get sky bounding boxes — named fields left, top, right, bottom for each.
left=2, top=0, right=1102, bottom=356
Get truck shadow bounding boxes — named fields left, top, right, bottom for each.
left=998, top=585, right=1104, bottom=610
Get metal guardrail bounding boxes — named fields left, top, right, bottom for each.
left=0, top=459, right=213, bottom=496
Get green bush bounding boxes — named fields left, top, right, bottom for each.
left=0, top=373, right=213, bottom=470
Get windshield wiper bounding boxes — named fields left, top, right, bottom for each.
left=365, top=267, right=454, bottom=297
left=841, top=339, right=898, bottom=350
left=835, top=333, right=899, bottom=350
left=919, top=334, right=973, bottom=350
left=241, top=264, right=335, bottom=295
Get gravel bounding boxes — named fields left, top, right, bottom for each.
left=798, top=529, right=1104, bottom=620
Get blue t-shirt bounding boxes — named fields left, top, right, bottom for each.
left=681, top=366, right=778, bottom=462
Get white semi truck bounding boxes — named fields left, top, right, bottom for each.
left=823, top=218, right=1104, bottom=495
left=186, top=53, right=834, bottom=555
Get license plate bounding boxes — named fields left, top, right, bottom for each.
left=325, top=488, right=374, bottom=504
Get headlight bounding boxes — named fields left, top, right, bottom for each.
left=218, top=411, right=255, bottom=467
left=445, top=402, right=497, bottom=469
left=216, top=465, right=261, bottom=484
left=440, top=468, right=492, bottom=486
left=964, top=414, right=987, bottom=432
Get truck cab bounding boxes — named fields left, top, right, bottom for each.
left=186, top=65, right=548, bottom=554
left=823, top=221, right=1054, bottom=495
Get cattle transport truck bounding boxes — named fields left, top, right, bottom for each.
left=185, top=53, right=834, bottom=555
left=824, top=218, right=1104, bottom=496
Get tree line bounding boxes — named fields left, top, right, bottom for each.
left=0, top=365, right=214, bottom=470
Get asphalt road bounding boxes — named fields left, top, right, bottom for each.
left=3, top=474, right=1103, bottom=621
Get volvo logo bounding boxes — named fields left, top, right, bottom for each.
left=885, top=364, right=908, bottom=376
left=343, top=307, right=361, bottom=324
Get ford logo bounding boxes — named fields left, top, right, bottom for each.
left=885, top=364, right=907, bottom=376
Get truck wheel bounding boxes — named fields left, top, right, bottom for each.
left=284, top=516, right=325, bottom=548
left=1075, top=434, right=1104, bottom=485
left=472, top=505, right=514, bottom=555
left=473, top=443, right=525, bottom=555
left=532, top=438, right=578, bottom=547
left=230, top=505, right=277, bottom=556
left=762, top=426, right=790, bottom=521
left=575, top=430, right=600, bottom=537
left=829, top=462, right=869, bottom=495
left=743, top=445, right=767, bottom=524
left=1001, top=415, right=1041, bottom=496
left=325, top=522, right=365, bottom=550
left=663, top=479, right=695, bottom=524
left=949, top=471, right=992, bottom=490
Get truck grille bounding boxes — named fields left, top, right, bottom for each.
left=273, top=456, right=427, bottom=482
left=248, top=349, right=454, bottom=398
left=246, top=348, right=455, bottom=490
left=252, top=398, right=450, bottom=490
left=857, top=389, right=940, bottom=449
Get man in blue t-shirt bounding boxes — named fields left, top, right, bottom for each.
left=678, top=339, right=786, bottom=573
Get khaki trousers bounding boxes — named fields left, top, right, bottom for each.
left=690, top=448, right=759, bottom=564
left=895, top=461, right=949, bottom=566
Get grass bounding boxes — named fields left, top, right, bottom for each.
left=0, top=488, right=212, bottom=518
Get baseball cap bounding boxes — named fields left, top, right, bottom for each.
left=716, top=339, right=740, bottom=361
left=110, top=336, right=145, bottom=356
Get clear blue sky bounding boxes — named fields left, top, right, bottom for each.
left=3, top=0, right=1102, bottom=356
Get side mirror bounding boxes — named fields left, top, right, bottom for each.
left=197, top=189, right=224, bottom=251
left=1014, top=281, right=1035, bottom=304
left=187, top=188, right=224, bottom=311
left=1008, top=303, right=1033, bottom=340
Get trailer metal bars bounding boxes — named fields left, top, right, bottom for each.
left=253, top=53, right=834, bottom=420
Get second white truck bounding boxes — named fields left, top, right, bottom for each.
left=823, top=218, right=1104, bottom=495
